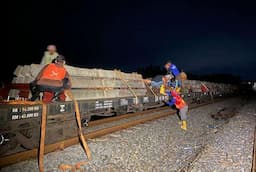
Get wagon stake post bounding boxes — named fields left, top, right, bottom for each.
left=39, top=102, right=47, bottom=172
left=65, top=89, right=92, bottom=160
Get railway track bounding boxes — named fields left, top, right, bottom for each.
left=0, top=99, right=225, bottom=167
left=88, top=106, right=169, bottom=127
left=252, top=126, right=256, bottom=172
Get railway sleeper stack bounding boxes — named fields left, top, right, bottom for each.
left=10, top=64, right=238, bottom=100
left=11, top=64, right=147, bottom=100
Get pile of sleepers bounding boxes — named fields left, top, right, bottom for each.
left=10, top=64, right=147, bottom=101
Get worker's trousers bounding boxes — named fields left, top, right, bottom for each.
left=178, top=105, right=188, bottom=121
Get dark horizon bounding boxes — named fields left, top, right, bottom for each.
left=7, top=0, right=256, bottom=82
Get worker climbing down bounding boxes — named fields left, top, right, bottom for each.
left=30, top=55, right=71, bottom=102
left=164, top=60, right=183, bottom=89
left=164, top=60, right=180, bottom=78
left=144, top=74, right=172, bottom=88
left=160, top=85, right=188, bottom=130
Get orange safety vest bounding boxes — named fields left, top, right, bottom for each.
left=41, top=64, right=67, bottom=81
left=171, top=91, right=187, bottom=109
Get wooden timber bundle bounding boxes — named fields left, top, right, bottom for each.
left=11, top=64, right=147, bottom=100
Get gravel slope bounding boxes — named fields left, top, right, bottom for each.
left=2, top=97, right=255, bottom=172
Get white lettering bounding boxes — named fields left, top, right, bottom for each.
left=12, top=108, right=18, bottom=113
left=12, top=115, right=19, bottom=120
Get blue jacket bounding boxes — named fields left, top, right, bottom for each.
left=168, top=64, right=180, bottom=77
left=166, top=91, right=176, bottom=106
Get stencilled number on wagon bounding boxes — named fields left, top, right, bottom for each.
left=103, top=100, right=113, bottom=108
left=22, top=106, right=34, bottom=112
left=12, top=108, right=18, bottom=113
left=34, top=106, right=40, bottom=111
left=11, top=115, right=19, bottom=120
left=95, top=100, right=113, bottom=109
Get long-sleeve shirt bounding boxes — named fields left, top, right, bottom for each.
left=168, top=64, right=180, bottom=77
left=40, top=51, right=59, bottom=65
left=166, top=91, right=176, bottom=106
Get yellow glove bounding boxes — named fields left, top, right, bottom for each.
left=176, top=87, right=181, bottom=94
left=160, top=85, right=167, bottom=95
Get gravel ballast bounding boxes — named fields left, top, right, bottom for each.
left=189, top=98, right=256, bottom=172
left=2, top=97, right=256, bottom=172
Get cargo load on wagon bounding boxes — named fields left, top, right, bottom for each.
left=10, top=64, right=147, bottom=100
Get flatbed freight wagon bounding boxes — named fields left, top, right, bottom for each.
left=0, top=64, right=238, bottom=158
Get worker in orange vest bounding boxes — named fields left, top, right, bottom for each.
left=160, top=85, right=188, bottom=130
left=30, top=55, right=71, bottom=102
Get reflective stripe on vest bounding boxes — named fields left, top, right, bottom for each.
left=41, top=64, right=66, bottom=81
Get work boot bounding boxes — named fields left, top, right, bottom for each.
left=181, top=120, right=187, bottom=131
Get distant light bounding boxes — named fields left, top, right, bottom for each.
left=248, top=82, right=251, bottom=85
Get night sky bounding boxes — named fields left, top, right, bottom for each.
left=7, top=0, right=256, bottom=82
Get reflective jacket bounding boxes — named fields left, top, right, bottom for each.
left=167, top=90, right=187, bottom=109
left=168, top=64, right=180, bottom=77
left=41, top=63, right=67, bottom=81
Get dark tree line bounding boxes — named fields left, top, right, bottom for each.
left=137, top=65, right=241, bottom=84
left=186, top=73, right=241, bottom=84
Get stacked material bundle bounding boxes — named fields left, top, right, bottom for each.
left=182, top=80, right=202, bottom=93
left=182, top=80, right=236, bottom=95
left=11, top=64, right=147, bottom=100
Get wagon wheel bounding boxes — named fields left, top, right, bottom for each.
left=81, top=113, right=91, bottom=127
